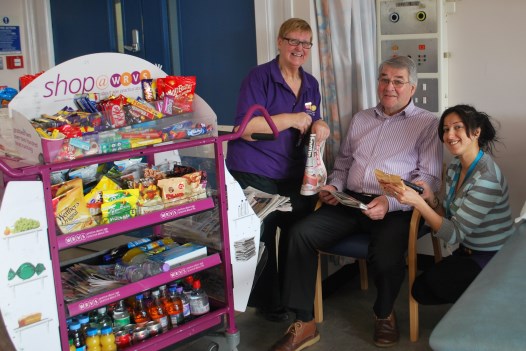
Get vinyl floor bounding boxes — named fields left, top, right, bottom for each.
left=168, top=261, right=452, bottom=351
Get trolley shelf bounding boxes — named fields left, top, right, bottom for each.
left=66, top=253, right=222, bottom=316
left=56, top=197, right=215, bottom=250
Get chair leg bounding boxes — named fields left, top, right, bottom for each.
left=314, top=253, right=324, bottom=323
left=358, top=259, right=368, bottom=290
left=409, top=295, right=419, bottom=342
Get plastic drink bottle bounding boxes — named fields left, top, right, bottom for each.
left=78, top=314, right=90, bottom=341
left=132, top=294, right=150, bottom=327
left=164, top=286, right=184, bottom=327
left=100, top=325, right=117, bottom=351
left=189, top=279, right=210, bottom=316
left=85, top=327, right=101, bottom=351
left=112, top=300, right=131, bottom=327
left=68, top=320, right=85, bottom=349
left=113, top=260, right=145, bottom=282
left=148, top=289, right=169, bottom=332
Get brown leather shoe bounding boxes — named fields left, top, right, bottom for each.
left=373, top=311, right=399, bottom=347
left=270, top=320, right=320, bottom=351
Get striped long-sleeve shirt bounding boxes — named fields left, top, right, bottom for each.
left=328, top=101, right=443, bottom=212
left=437, top=153, right=514, bottom=250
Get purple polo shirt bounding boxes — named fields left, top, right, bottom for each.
left=226, top=56, right=321, bottom=180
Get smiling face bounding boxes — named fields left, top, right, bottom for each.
left=277, top=30, right=312, bottom=69
left=377, top=65, right=416, bottom=116
left=442, top=112, right=481, bottom=158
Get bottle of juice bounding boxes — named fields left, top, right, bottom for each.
left=85, top=327, right=101, bottom=351
left=148, top=289, right=169, bottom=332
left=100, top=326, right=116, bottom=351
left=164, top=286, right=184, bottom=328
left=132, top=294, right=150, bottom=327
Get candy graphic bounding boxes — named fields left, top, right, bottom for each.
left=8, top=262, right=46, bottom=281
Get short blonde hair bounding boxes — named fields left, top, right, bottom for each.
left=278, top=18, right=312, bottom=41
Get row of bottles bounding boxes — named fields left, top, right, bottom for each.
left=67, top=276, right=210, bottom=350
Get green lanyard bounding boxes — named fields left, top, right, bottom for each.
left=445, top=150, right=483, bottom=218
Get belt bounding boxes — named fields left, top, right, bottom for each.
left=345, top=190, right=379, bottom=198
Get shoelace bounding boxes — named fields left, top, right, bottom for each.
left=285, top=321, right=303, bottom=336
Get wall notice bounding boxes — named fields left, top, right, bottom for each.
left=0, top=26, right=22, bottom=54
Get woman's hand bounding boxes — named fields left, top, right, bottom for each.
left=291, top=112, right=313, bottom=134
left=311, top=119, right=330, bottom=143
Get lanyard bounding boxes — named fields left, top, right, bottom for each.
left=445, top=150, right=484, bottom=218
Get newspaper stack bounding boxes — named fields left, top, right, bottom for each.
left=243, top=186, right=291, bottom=222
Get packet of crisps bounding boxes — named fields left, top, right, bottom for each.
left=54, top=186, right=96, bottom=234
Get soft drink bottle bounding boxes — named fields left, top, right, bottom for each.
left=68, top=320, right=85, bottom=350
left=148, top=289, right=169, bottom=332
left=78, top=314, right=90, bottom=341
left=112, top=300, right=131, bottom=328
left=164, top=286, right=184, bottom=328
left=189, top=279, right=210, bottom=316
left=132, top=294, right=150, bottom=327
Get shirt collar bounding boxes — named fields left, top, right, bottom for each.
left=374, top=100, right=416, bottom=120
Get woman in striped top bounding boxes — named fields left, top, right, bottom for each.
left=388, top=104, right=515, bottom=304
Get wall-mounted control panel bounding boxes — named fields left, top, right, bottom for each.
left=377, top=0, right=448, bottom=114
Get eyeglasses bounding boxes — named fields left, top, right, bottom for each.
left=282, top=37, right=313, bottom=49
left=378, top=78, right=410, bottom=88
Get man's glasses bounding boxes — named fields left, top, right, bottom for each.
left=282, top=37, right=313, bottom=49
left=378, top=78, right=410, bottom=88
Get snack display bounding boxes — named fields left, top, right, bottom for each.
left=30, top=75, right=213, bottom=163
left=50, top=159, right=208, bottom=235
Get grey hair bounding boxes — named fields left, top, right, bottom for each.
left=378, top=56, right=418, bottom=86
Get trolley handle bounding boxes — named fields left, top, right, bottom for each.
left=218, top=104, right=279, bottom=143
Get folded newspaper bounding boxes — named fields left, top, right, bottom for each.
left=327, top=189, right=368, bottom=210
left=300, top=134, right=327, bottom=196
left=243, top=186, right=291, bottom=221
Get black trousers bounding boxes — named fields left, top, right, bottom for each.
left=411, top=247, right=495, bottom=305
left=229, top=171, right=317, bottom=310
left=282, top=199, right=413, bottom=319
